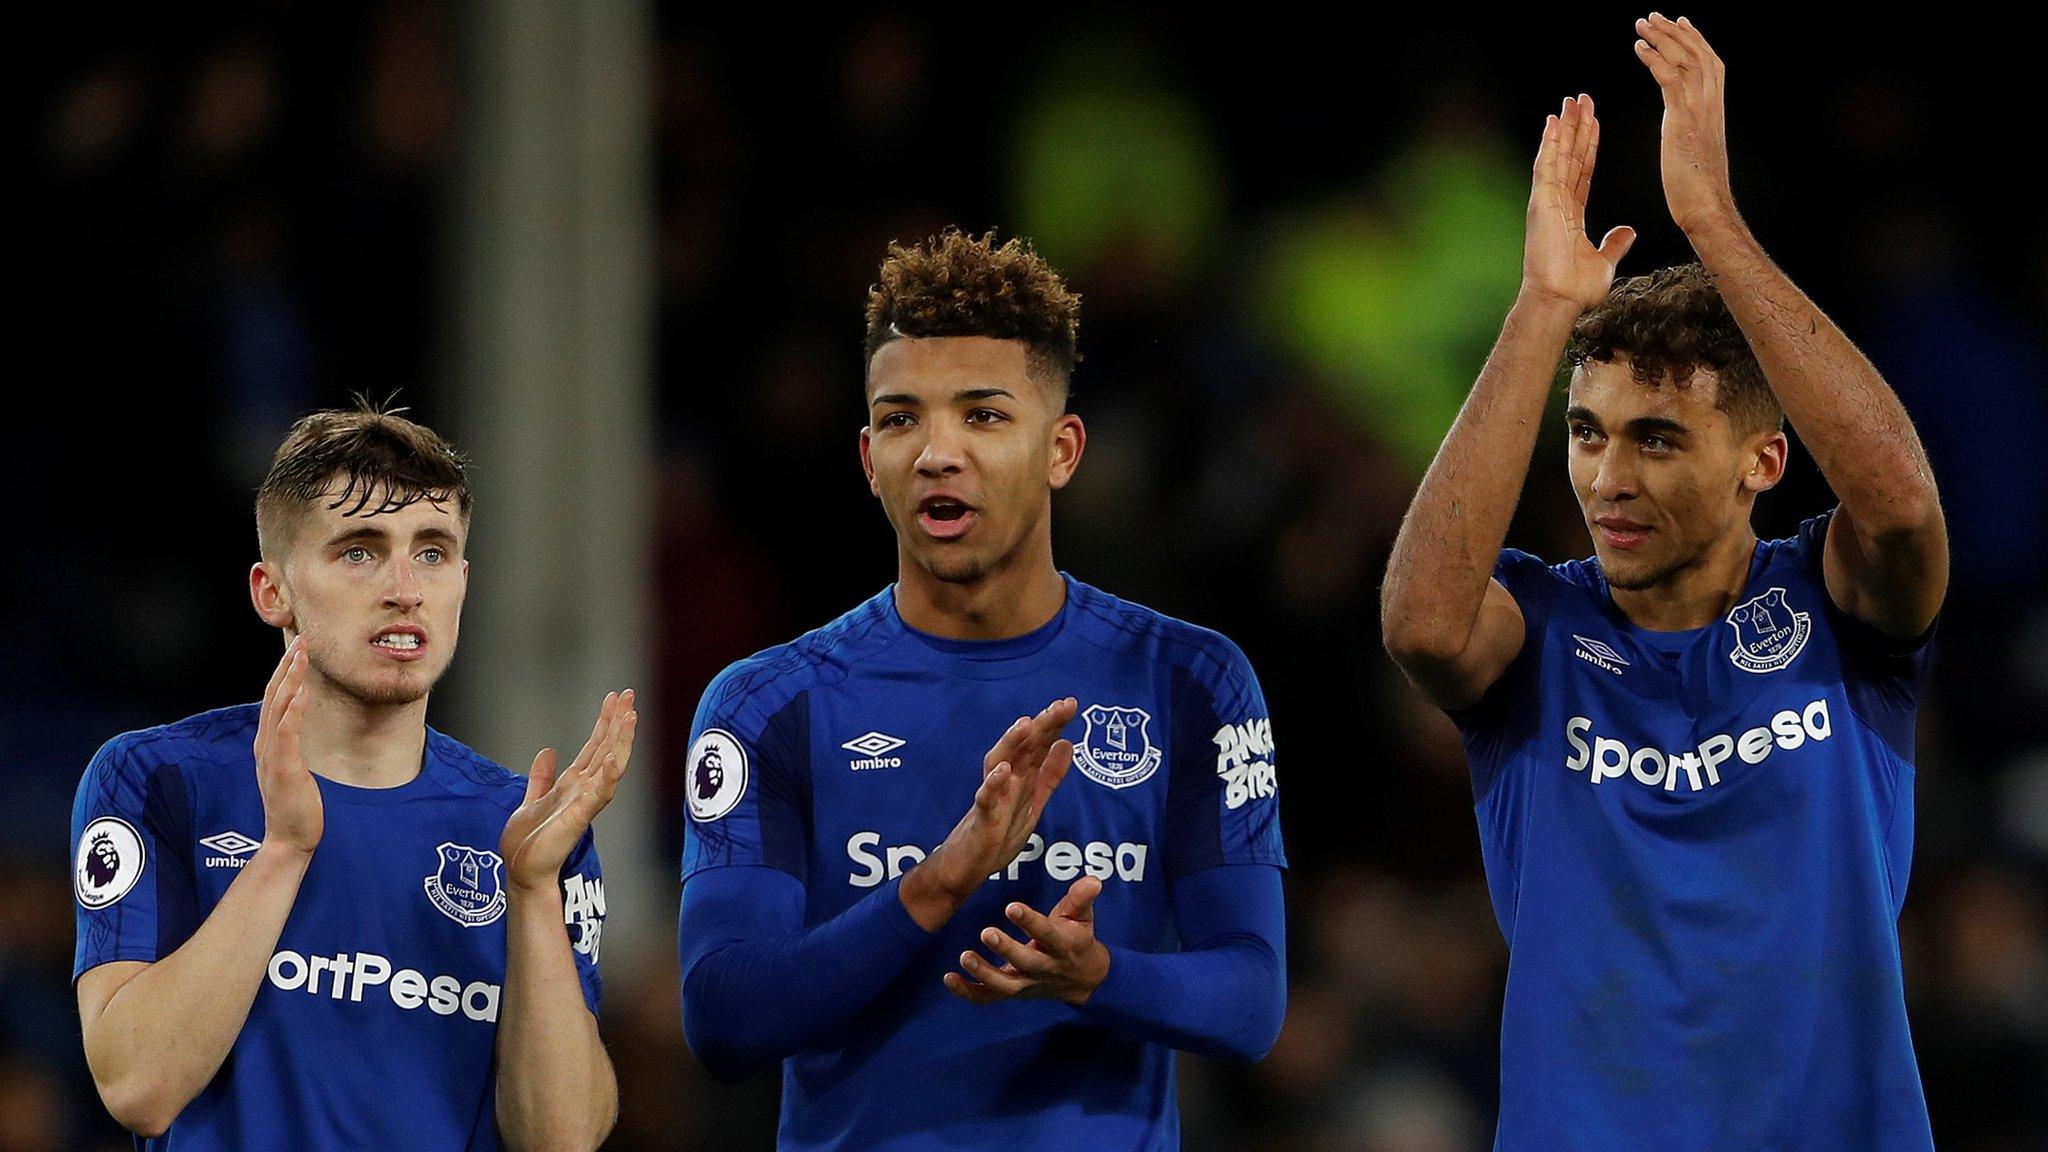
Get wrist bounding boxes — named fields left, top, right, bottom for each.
left=897, top=861, right=973, bottom=932
left=1062, top=941, right=1114, bottom=1006
left=1512, top=284, right=1590, bottom=325
left=255, top=838, right=316, bottom=868
left=1678, top=201, right=1745, bottom=246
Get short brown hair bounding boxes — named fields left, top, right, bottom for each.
left=864, top=228, right=1082, bottom=392
left=1567, top=263, right=1783, bottom=434
left=256, top=400, right=471, bottom=560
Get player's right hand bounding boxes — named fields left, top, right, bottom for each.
left=254, top=638, right=322, bottom=856
left=1522, top=94, right=1634, bottom=312
left=915, top=697, right=1078, bottom=910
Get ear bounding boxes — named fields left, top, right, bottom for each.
left=1741, top=429, right=1790, bottom=494
left=250, top=560, right=295, bottom=631
left=858, top=426, right=880, bottom=498
left=1047, top=414, right=1086, bottom=491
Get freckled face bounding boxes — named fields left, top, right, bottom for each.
left=861, top=336, right=1080, bottom=584
left=1566, top=357, right=1773, bottom=591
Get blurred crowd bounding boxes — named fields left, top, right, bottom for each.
left=14, top=6, right=2046, bottom=1151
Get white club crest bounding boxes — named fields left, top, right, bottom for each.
left=1074, top=705, right=1162, bottom=789
left=424, top=842, right=507, bottom=927
left=1725, top=586, right=1812, bottom=674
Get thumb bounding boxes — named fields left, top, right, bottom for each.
left=524, top=748, right=558, bottom=808
left=1054, top=875, right=1103, bottom=921
left=1597, top=225, right=1636, bottom=266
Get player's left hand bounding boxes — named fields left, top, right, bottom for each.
left=1635, top=13, right=1736, bottom=234
left=945, top=876, right=1113, bottom=1007
left=501, top=689, right=637, bottom=894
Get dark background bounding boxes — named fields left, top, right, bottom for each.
left=11, top=6, right=2045, bottom=1150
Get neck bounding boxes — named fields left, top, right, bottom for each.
left=297, top=676, right=430, bottom=789
left=893, top=528, right=1066, bottom=641
left=1609, top=525, right=1760, bottom=631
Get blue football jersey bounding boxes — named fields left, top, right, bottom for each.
left=681, top=574, right=1286, bottom=1151
left=71, top=704, right=605, bottom=1152
left=1454, top=510, right=1932, bottom=1151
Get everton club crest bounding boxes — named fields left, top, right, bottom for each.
left=425, top=842, right=507, bottom=927
left=1074, top=704, right=1162, bottom=789
left=1725, top=586, right=1812, bottom=674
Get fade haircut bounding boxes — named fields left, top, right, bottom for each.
left=863, top=228, right=1082, bottom=397
left=256, top=399, right=471, bottom=561
left=1567, top=262, right=1784, bottom=435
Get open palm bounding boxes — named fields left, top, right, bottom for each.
left=1523, top=94, right=1634, bottom=311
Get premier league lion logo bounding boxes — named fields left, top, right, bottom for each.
left=424, top=842, right=507, bottom=927
left=84, top=832, right=120, bottom=889
left=1074, top=704, right=1163, bottom=789
left=1726, top=586, right=1812, bottom=674
left=685, top=729, right=748, bottom=821
left=74, top=816, right=144, bottom=909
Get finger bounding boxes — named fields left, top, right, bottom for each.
left=1558, top=96, right=1586, bottom=208
left=523, top=748, right=558, bottom=808
left=943, top=971, right=1008, bottom=1005
left=958, top=950, right=1030, bottom=996
left=570, top=692, right=620, bottom=775
left=1006, top=900, right=1059, bottom=942
left=975, top=762, right=1018, bottom=818
left=1574, top=103, right=1601, bottom=210
left=1597, top=225, right=1637, bottom=267
left=1637, top=14, right=1694, bottom=70
left=979, top=926, right=1059, bottom=974
left=606, top=706, right=638, bottom=779
left=255, top=639, right=299, bottom=761
left=1050, top=875, right=1103, bottom=921
left=1532, top=112, right=1560, bottom=181
left=274, top=680, right=307, bottom=776
left=1031, top=739, right=1075, bottom=809
left=1675, top=16, right=1724, bottom=72
left=1634, top=37, right=1683, bottom=89
left=983, top=716, right=1031, bottom=776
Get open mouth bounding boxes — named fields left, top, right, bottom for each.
left=916, top=496, right=977, bottom=540
left=1595, top=518, right=1651, bottom=550
left=370, top=626, right=428, bottom=661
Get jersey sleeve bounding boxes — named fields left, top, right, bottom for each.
left=558, top=828, right=606, bottom=1013
left=1163, top=636, right=1287, bottom=880
left=1447, top=548, right=1561, bottom=797
left=1795, top=509, right=1937, bottom=762
left=678, top=661, right=812, bottom=885
left=71, top=736, right=200, bottom=980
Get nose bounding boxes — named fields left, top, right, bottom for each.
left=1590, top=444, right=1638, bottom=503
left=914, top=421, right=966, bottom=477
left=385, top=555, right=425, bottom=612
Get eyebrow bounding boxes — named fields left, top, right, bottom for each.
left=869, top=387, right=1019, bottom=408
left=1565, top=407, right=1692, bottom=439
left=324, top=523, right=461, bottom=549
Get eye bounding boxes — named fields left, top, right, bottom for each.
left=1643, top=435, right=1673, bottom=453
left=877, top=412, right=915, bottom=429
left=1569, top=423, right=1603, bottom=445
left=344, top=545, right=372, bottom=564
left=418, top=547, right=446, bottom=565
left=966, top=408, right=1007, bottom=425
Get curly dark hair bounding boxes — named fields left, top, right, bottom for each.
left=1566, top=263, right=1782, bottom=434
left=256, top=397, right=471, bottom=560
left=863, top=228, right=1081, bottom=393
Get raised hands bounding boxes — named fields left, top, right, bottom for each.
left=1635, top=14, right=1735, bottom=235
left=899, top=697, right=1079, bottom=931
left=946, top=875, right=1111, bottom=1006
left=255, top=638, right=322, bottom=856
left=1523, top=93, right=1635, bottom=312
left=501, top=690, right=638, bottom=893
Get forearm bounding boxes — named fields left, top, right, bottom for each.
left=1686, top=213, right=1940, bottom=533
left=680, top=869, right=937, bottom=1081
left=1079, top=935, right=1285, bottom=1063
left=83, top=843, right=310, bottom=1134
left=1382, top=290, right=1580, bottom=654
left=494, top=885, right=615, bottom=1152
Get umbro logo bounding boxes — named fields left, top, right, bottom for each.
left=200, top=830, right=261, bottom=869
left=1572, top=634, right=1628, bottom=676
left=841, top=731, right=905, bottom=771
